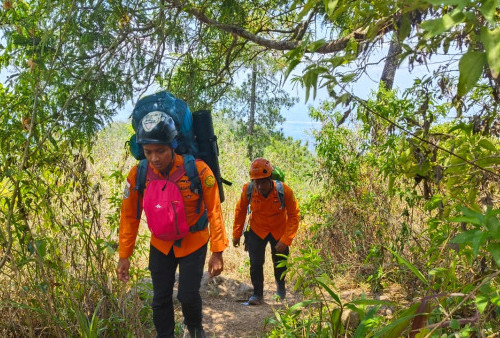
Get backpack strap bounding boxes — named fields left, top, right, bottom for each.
left=169, top=165, right=186, bottom=182
left=190, top=210, right=208, bottom=232
left=182, top=154, right=203, bottom=214
left=135, top=159, right=149, bottom=219
left=245, top=180, right=285, bottom=212
left=275, top=180, right=286, bottom=209
left=173, top=210, right=208, bottom=247
left=246, top=181, right=255, bottom=214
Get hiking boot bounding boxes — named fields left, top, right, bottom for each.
left=248, top=295, right=263, bottom=305
left=184, top=325, right=206, bottom=338
left=275, top=281, right=286, bottom=300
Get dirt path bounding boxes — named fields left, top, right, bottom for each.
left=198, top=274, right=302, bottom=337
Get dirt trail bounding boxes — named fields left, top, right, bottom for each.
left=197, top=274, right=302, bottom=337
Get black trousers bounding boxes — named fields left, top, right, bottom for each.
left=149, top=244, right=207, bottom=338
left=246, top=229, right=289, bottom=297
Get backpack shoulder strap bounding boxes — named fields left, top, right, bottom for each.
left=169, top=165, right=186, bottom=182
left=246, top=181, right=254, bottom=213
left=246, top=181, right=254, bottom=203
left=275, top=180, right=285, bottom=209
left=135, top=159, right=149, bottom=219
left=247, top=181, right=255, bottom=203
left=245, top=181, right=285, bottom=209
left=182, top=154, right=203, bottom=214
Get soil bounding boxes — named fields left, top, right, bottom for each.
left=200, top=279, right=302, bottom=337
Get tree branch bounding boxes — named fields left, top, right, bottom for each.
left=167, top=0, right=398, bottom=54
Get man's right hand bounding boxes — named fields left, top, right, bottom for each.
left=117, top=258, right=130, bottom=283
left=232, top=237, right=240, bottom=247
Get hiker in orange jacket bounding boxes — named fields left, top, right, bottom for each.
left=233, top=158, right=300, bottom=305
left=117, top=112, right=228, bottom=338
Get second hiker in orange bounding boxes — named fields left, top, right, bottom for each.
left=233, top=158, right=300, bottom=305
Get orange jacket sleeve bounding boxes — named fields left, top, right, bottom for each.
left=279, top=183, right=300, bottom=246
left=196, top=161, right=229, bottom=253
left=118, top=166, right=140, bottom=259
left=232, top=183, right=250, bottom=239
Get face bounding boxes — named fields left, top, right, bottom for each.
left=254, top=177, right=273, bottom=196
left=143, top=143, right=173, bottom=173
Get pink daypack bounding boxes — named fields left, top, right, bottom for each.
left=142, top=165, right=189, bottom=241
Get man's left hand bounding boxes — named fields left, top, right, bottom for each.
left=208, top=252, right=224, bottom=277
left=275, top=241, right=288, bottom=253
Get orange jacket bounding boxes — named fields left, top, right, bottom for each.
left=119, top=154, right=228, bottom=258
left=233, top=181, right=300, bottom=246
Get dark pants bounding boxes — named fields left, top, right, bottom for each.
left=149, top=244, right=207, bottom=338
left=246, top=229, right=289, bottom=297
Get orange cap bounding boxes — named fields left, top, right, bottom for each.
left=249, top=158, right=273, bottom=180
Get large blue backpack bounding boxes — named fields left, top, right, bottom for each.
left=130, top=91, right=197, bottom=157
left=128, top=91, right=228, bottom=219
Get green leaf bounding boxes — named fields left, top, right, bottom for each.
left=387, top=248, right=429, bottom=286
left=486, top=213, right=500, bottom=238
left=374, top=303, right=420, bottom=338
left=449, top=216, right=482, bottom=226
left=315, top=275, right=342, bottom=305
left=450, top=318, right=460, bottom=329
left=307, top=39, right=326, bottom=52
left=289, top=299, right=318, bottom=312
left=323, top=0, right=339, bottom=18
left=457, top=51, right=486, bottom=97
left=476, top=157, right=500, bottom=167
left=451, top=229, right=481, bottom=244
left=298, top=0, right=320, bottom=20
left=472, top=230, right=487, bottom=258
left=341, top=72, right=356, bottom=83
left=353, top=305, right=381, bottom=338
left=481, top=27, right=500, bottom=78
left=478, top=138, right=498, bottom=152
left=398, top=13, right=412, bottom=41
left=448, top=122, right=470, bottom=134
left=388, top=175, right=395, bottom=195
left=285, top=58, right=301, bottom=81
left=458, top=206, right=485, bottom=221
left=424, top=194, right=442, bottom=211
left=425, top=0, right=467, bottom=7
left=475, top=294, right=489, bottom=313
left=479, top=0, right=500, bottom=25
left=487, top=243, right=500, bottom=267
left=421, top=11, right=466, bottom=38
left=327, top=56, right=347, bottom=69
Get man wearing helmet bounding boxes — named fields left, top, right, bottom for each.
left=232, top=158, right=300, bottom=305
left=117, top=111, right=228, bottom=337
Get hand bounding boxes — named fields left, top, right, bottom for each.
left=117, top=258, right=130, bottom=283
left=208, top=252, right=223, bottom=277
left=232, top=237, right=240, bottom=247
left=275, top=241, right=288, bottom=253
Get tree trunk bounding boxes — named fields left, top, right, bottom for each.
left=371, top=34, right=403, bottom=143
left=247, top=63, right=257, bottom=158
left=380, top=36, right=402, bottom=90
